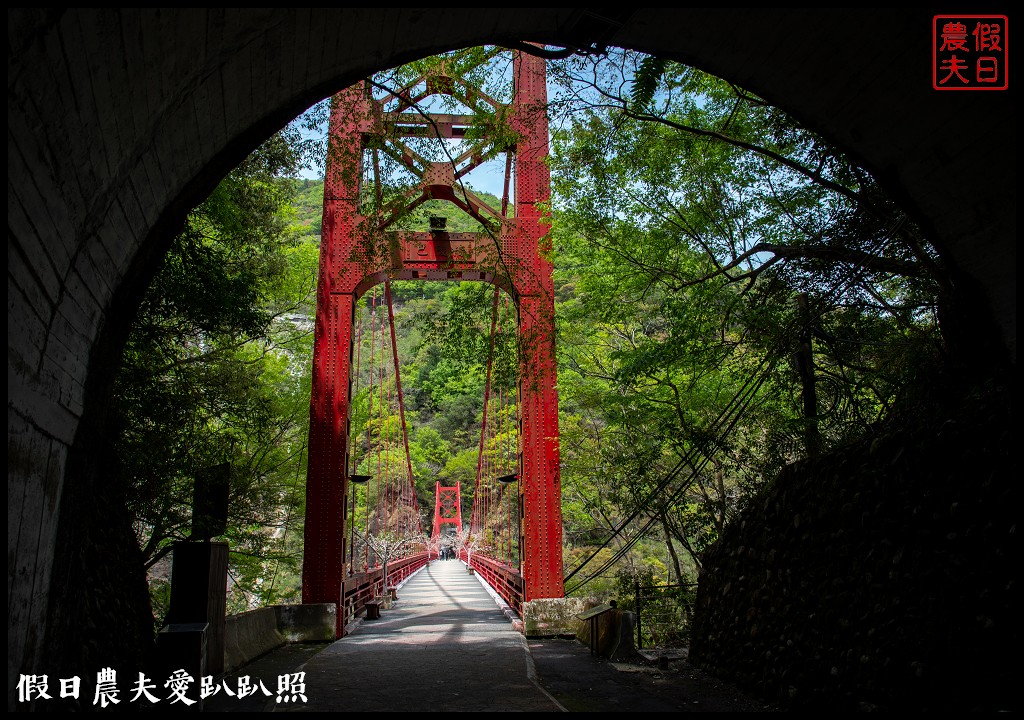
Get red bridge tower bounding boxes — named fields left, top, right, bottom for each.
left=302, top=49, right=563, bottom=634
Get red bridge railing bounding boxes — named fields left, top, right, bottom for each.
left=340, top=552, right=429, bottom=632
left=465, top=553, right=524, bottom=615
left=339, top=551, right=522, bottom=631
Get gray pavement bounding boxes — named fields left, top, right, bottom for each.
left=205, top=560, right=774, bottom=712
left=207, top=559, right=564, bottom=712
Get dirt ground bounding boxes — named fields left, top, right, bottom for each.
left=527, top=638, right=780, bottom=712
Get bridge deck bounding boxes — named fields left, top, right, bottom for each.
left=228, top=559, right=561, bottom=712
left=207, top=559, right=771, bottom=712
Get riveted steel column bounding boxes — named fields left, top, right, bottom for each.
left=512, top=50, right=564, bottom=601
left=303, top=85, right=368, bottom=636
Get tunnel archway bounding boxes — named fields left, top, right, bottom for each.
left=8, top=8, right=1014, bottom=701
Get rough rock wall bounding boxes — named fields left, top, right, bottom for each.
left=689, top=389, right=1016, bottom=712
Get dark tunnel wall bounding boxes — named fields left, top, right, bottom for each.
left=690, top=390, right=1016, bottom=711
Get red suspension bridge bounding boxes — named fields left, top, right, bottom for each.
left=302, top=47, right=564, bottom=635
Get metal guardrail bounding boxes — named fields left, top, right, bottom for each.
left=387, top=552, right=429, bottom=587
left=341, top=552, right=429, bottom=630
left=634, top=581, right=697, bottom=650
left=341, top=552, right=520, bottom=629
left=467, top=554, right=524, bottom=615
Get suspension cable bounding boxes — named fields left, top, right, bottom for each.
left=564, top=356, right=778, bottom=593
left=349, top=306, right=363, bottom=571
left=384, top=279, right=421, bottom=536
left=376, top=289, right=387, bottom=533
left=383, top=314, right=394, bottom=528
left=562, top=346, right=782, bottom=592
left=367, top=290, right=377, bottom=535
left=471, top=286, right=502, bottom=535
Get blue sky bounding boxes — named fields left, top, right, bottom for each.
left=298, top=150, right=508, bottom=199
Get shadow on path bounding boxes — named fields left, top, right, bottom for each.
left=206, top=560, right=774, bottom=712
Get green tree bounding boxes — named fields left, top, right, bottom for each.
left=546, top=49, right=945, bottom=589
left=111, top=127, right=319, bottom=623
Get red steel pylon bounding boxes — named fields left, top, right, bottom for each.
left=431, top=481, right=464, bottom=542
left=302, top=48, right=563, bottom=634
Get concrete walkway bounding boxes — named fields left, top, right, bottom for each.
left=205, top=561, right=776, bottom=713
left=211, top=560, right=564, bottom=712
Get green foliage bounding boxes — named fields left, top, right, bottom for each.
left=114, top=127, right=315, bottom=627
left=410, top=282, right=519, bottom=392
left=563, top=547, right=618, bottom=599
left=614, top=559, right=664, bottom=608
left=397, top=193, right=505, bottom=234
left=546, top=48, right=945, bottom=596
left=630, top=56, right=670, bottom=110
